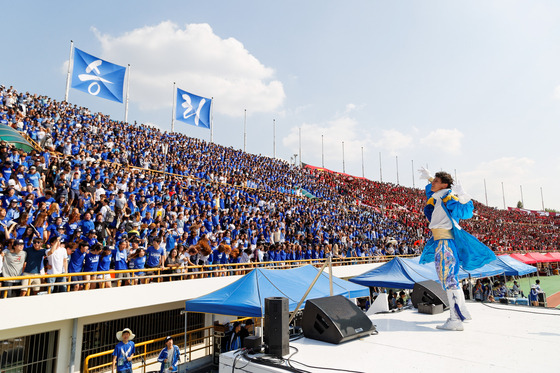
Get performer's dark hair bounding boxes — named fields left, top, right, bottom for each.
left=435, top=171, right=454, bottom=187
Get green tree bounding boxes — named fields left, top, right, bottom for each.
left=516, top=201, right=523, bottom=208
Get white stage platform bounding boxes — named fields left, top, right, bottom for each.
left=220, top=302, right=560, bottom=372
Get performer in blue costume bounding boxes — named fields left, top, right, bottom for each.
left=418, top=167, right=495, bottom=331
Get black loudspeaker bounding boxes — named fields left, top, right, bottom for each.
left=302, top=295, right=375, bottom=344
left=263, top=297, right=289, bottom=357
left=411, top=280, right=449, bottom=309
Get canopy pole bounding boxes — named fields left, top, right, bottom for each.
left=288, top=260, right=330, bottom=324
left=328, top=256, right=333, bottom=296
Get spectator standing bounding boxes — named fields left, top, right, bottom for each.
left=157, top=336, right=181, bottom=373
left=112, top=328, right=135, bottom=373
left=2, top=239, right=26, bottom=297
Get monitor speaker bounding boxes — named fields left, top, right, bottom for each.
left=411, top=280, right=449, bottom=309
left=263, top=297, right=289, bottom=357
left=302, top=295, right=375, bottom=344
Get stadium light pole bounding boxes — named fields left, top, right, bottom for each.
left=298, top=127, right=302, bottom=167
left=520, top=185, right=524, bottom=207
left=124, top=64, right=131, bottom=123
left=361, top=147, right=364, bottom=178
left=171, top=82, right=176, bottom=133
left=273, top=119, right=276, bottom=159
left=411, top=160, right=415, bottom=188
left=379, top=152, right=383, bottom=182
left=321, top=134, right=324, bottom=168
left=541, top=187, right=545, bottom=211
left=244, top=109, right=247, bottom=152
left=501, top=182, right=506, bottom=210
left=342, top=141, right=345, bottom=173
left=396, top=155, right=399, bottom=185
left=484, top=179, right=488, bottom=206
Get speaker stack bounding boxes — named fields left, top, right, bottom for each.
left=263, top=297, right=289, bottom=357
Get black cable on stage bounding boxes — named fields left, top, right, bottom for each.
left=287, top=345, right=366, bottom=373
left=480, top=301, right=560, bottom=316
left=239, top=348, right=307, bottom=373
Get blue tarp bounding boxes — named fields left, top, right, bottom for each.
left=495, top=255, right=538, bottom=276
left=350, top=257, right=440, bottom=289
left=350, top=256, right=508, bottom=289
left=184, top=265, right=370, bottom=317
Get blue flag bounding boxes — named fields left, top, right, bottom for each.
left=71, top=48, right=126, bottom=103
left=175, top=88, right=211, bottom=129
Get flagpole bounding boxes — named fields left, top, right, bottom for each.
left=520, top=185, right=524, bottom=207
left=243, top=109, right=247, bottom=152
left=273, top=119, right=276, bottom=158
left=541, top=187, right=545, bottom=211
left=124, top=64, right=131, bottom=123
left=64, top=40, right=74, bottom=102
left=171, top=82, right=176, bottom=133
left=210, top=97, right=214, bottom=143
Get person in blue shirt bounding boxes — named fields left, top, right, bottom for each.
left=157, top=336, right=180, bottom=372
left=97, top=246, right=113, bottom=289
left=418, top=168, right=495, bottom=331
left=113, top=240, right=130, bottom=286
left=22, top=238, right=47, bottom=295
left=68, top=241, right=89, bottom=291
left=112, top=328, right=135, bottom=373
left=145, top=238, right=165, bottom=282
left=83, top=244, right=101, bottom=290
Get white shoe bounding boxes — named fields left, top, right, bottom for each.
left=437, top=289, right=465, bottom=331
left=437, top=318, right=464, bottom=331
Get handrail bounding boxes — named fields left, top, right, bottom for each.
left=83, top=325, right=214, bottom=373
left=0, top=255, right=420, bottom=298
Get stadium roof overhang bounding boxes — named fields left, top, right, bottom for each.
left=0, top=124, right=36, bottom=152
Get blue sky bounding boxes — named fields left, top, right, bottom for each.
left=2, top=1, right=560, bottom=210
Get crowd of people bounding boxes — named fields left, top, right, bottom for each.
left=0, top=83, right=558, bottom=297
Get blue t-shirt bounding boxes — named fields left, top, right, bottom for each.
left=83, top=253, right=100, bottom=272
left=98, top=254, right=112, bottom=272
left=112, top=249, right=128, bottom=270
left=146, top=246, right=164, bottom=268
left=112, top=341, right=135, bottom=372
left=24, top=248, right=47, bottom=274
left=68, top=249, right=87, bottom=273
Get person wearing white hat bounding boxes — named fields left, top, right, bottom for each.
left=112, top=328, right=135, bottom=373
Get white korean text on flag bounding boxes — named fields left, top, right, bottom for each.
left=71, top=48, right=126, bottom=103
left=175, top=88, right=211, bottom=129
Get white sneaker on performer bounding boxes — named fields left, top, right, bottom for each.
left=437, top=289, right=465, bottom=331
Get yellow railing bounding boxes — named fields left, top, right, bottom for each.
left=83, top=325, right=214, bottom=373
left=0, top=255, right=417, bottom=298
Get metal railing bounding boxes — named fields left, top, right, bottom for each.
left=0, top=255, right=417, bottom=298
left=82, top=325, right=214, bottom=373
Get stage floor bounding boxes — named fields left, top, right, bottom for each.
left=220, top=302, right=560, bottom=372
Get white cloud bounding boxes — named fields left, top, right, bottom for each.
left=86, top=21, right=285, bottom=116
left=420, top=128, right=463, bottom=155
left=373, top=129, right=413, bottom=156
left=553, top=85, right=560, bottom=100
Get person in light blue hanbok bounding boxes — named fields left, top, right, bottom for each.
left=418, top=168, right=495, bottom=331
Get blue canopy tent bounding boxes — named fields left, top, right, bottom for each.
left=350, top=256, right=506, bottom=289
left=495, top=255, right=538, bottom=276
left=184, top=265, right=369, bottom=317
left=350, top=257, right=440, bottom=289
